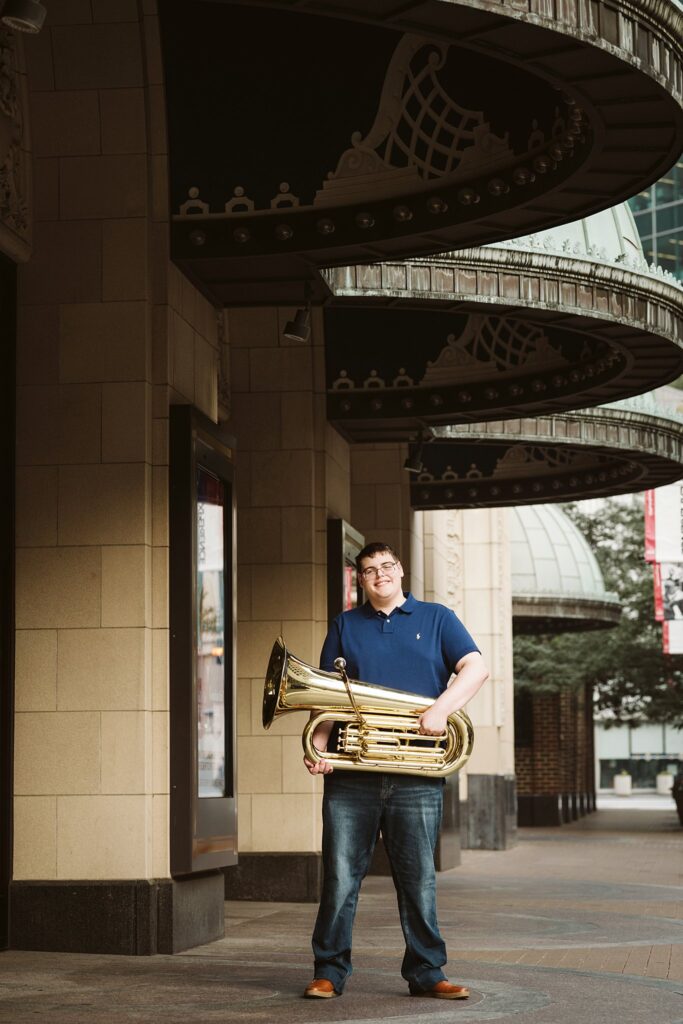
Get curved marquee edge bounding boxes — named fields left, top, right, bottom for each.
left=323, top=251, right=683, bottom=437
left=409, top=406, right=683, bottom=509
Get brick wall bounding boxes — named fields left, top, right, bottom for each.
left=516, top=688, right=595, bottom=800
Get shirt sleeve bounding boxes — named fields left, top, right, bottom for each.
left=440, top=607, right=480, bottom=668
left=319, top=616, right=343, bottom=671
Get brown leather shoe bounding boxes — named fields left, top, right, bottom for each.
left=304, top=979, right=339, bottom=999
left=411, top=980, right=470, bottom=1000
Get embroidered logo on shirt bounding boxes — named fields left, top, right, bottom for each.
left=416, top=633, right=421, bottom=640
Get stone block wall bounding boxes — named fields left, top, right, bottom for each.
left=13, top=1, right=218, bottom=893
left=350, top=443, right=424, bottom=596
left=423, top=508, right=514, bottom=781
left=225, top=304, right=350, bottom=868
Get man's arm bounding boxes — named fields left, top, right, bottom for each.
left=303, top=620, right=341, bottom=775
left=418, top=651, right=489, bottom=736
left=304, top=715, right=334, bottom=775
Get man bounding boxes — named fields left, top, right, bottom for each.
left=303, top=541, right=489, bottom=1000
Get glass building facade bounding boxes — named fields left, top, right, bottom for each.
left=630, top=159, right=683, bottom=281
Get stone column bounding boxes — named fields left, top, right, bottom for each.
left=12, top=1, right=222, bottom=953
left=223, top=304, right=351, bottom=901
left=424, top=508, right=516, bottom=850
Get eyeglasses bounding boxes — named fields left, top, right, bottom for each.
left=359, top=561, right=399, bottom=581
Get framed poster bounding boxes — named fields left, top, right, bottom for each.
left=327, top=519, right=365, bottom=624
left=169, top=405, right=237, bottom=875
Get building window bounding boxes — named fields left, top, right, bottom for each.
left=629, top=159, right=683, bottom=282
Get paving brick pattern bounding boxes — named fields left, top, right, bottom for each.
left=0, top=799, right=681, bottom=1023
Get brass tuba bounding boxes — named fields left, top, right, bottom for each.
left=263, top=636, right=474, bottom=778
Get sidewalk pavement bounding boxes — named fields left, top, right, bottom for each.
left=1, top=795, right=681, bottom=1024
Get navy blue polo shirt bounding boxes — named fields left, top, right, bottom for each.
left=320, top=592, right=479, bottom=699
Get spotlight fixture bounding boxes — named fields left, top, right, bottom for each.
left=355, top=211, right=375, bottom=229
left=1, top=0, right=46, bottom=32
left=283, top=307, right=310, bottom=344
left=392, top=204, right=413, bottom=222
left=283, top=283, right=312, bottom=343
left=457, top=187, right=479, bottom=206
left=426, top=196, right=448, bottom=214
left=512, top=166, right=535, bottom=186
left=404, top=424, right=435, bottom=474
left=487, top=178, right=509, bottom=197
left=403, top=443, right=424, bottom=475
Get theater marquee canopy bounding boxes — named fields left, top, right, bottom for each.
left=408, top=394, right=683, bottom=509
left=324, top=206, right=683, bottom=438
left=162, top=0, right=683, bottom=303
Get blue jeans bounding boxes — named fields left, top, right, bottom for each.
left=311, top=772, right=447, bottom=994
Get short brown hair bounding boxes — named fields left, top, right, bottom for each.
left=356, top=541, right=400, bottom=570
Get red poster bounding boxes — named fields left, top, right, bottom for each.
left=343, top=565, right=354, bottom=611
left=654, top=563, right=663, bottom=621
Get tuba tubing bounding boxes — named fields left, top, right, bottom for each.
left=263, top=636, right=474, bottom=778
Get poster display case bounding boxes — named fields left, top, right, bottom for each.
left=169, top=406, right=237, bottom=875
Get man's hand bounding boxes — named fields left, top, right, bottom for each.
left=304, top=754, right=334, bottom=775
left=418, top=652, right=489, bottom=736
left=304, top=721, right=334, bottom=775
left=417, top=706, right=449, bottom=737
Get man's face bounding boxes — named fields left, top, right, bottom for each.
left=358, top=551, right=404, bottom=604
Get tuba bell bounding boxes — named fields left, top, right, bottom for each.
left=263, top=636, right=474, bottom=778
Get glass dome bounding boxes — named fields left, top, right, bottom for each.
left=511, top=504, right=621, bottom=633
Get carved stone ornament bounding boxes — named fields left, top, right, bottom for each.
left=315, top=35, right=513, bottom=206
left=492, top=445, right=593, bottom=479
left=178, top=33, right=543, bottom=219
left=0, top=28, right=30, bottom=261
left=445, top=508, right=463, bottom=614
left=421, top=316, right=566, bottom=386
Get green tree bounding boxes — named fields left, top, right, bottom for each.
left=513, top=497, right=683, bottom=726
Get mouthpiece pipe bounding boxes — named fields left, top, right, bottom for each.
left=334, top=657, right=347, bottom=675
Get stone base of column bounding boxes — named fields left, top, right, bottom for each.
left=224, top=853, right=322, bottom=902
left=518, top=791, right=595, bottom=826
left=9, top=872, right=225, bottom=954
left=517, top=793, right=563, bottom=826
left=369, top=774, right=462, bottom=875
left=463, top=774, right=517, bottom=849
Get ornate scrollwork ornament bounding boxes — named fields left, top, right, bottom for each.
left=0, top=29, right=30, bottom=261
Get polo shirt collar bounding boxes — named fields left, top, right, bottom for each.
left=361, top=592, right=416, bottom=616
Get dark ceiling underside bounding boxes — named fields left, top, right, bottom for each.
left=406, top=433, right=683, bottom=509
left=324, top=304, right=683, bottom=439
left=162, top=1, right=683, bottom=304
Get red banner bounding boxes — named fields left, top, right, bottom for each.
left=654, top=562, right=663, bottom=621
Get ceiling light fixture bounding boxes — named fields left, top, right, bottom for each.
left=283, top=283, right=312, bottom=343
left=404, top=424, right=435, bottom=474
left=403, top=443, right=424, bottom=475
left=283, top=307, right=310, bottom=344
left=1, top=0, right=46, bottom=32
